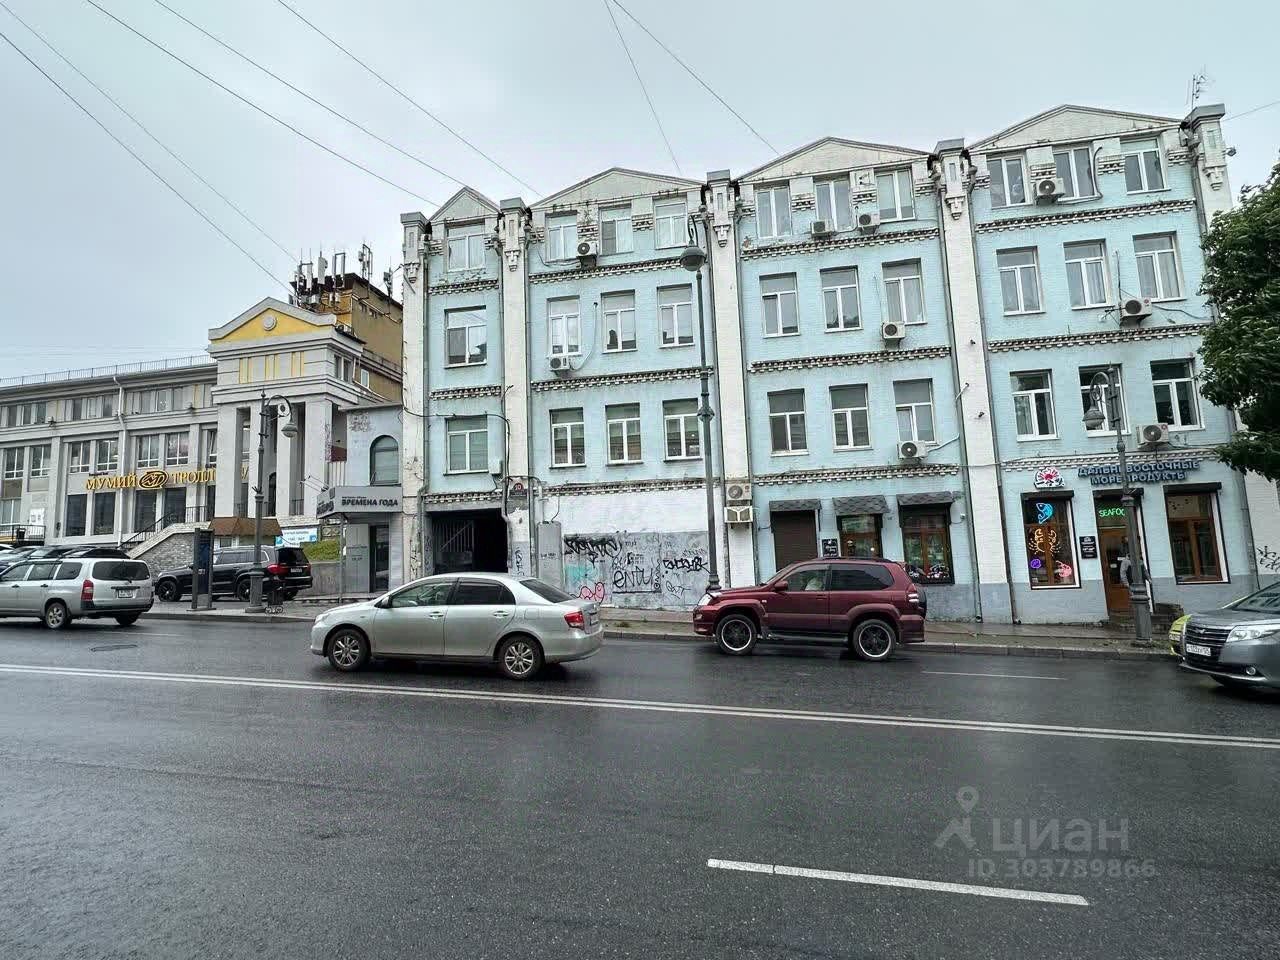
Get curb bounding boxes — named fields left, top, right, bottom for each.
left=144, top=611, right=314, bottom=625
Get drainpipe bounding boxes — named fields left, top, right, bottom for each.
left=698, top=189, right=731, bottom=586
left=729, top=184, right=761, bottom=573
left=416, top=227, right=430, bottom=577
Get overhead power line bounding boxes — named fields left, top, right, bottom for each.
left=81, top=0, right=437, bottom=206
left=0, top=24, right=288, bottom=290
left=0, top=0, right=294, bottom=262
left=1225, top=99, right=1280, bottom=122
left=608, top=0, right=776, bottom=154
left=601, top=0, right=681, bottom=175
left=269, top=0, right=539, bottom=196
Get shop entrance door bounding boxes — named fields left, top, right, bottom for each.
left=772, top=510, right=818, bottom=572
left=1094, top=495, right=1140, bottom=615
left=370, top=524, right=390, bottom=593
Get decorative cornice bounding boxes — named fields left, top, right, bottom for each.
left=913, top=180, right=934, bottom=196
left=529, top=255, right=683, bottom=284
left=632, top=213, right=654, bottom=231
left=542, top=476, right=708, bottom=497
left=973, top=174, right=991, bottom=188
left=1002, top=449, right=1220, bottom=471
left=1096, top=156, right=1126, bottom=175
left=987, top=322, right=1211, bottom=353
left=755, top=462, right=960, bottom=486
left=424, top=490, right=501, bottom=506
left=742, top=226, right=939, bottom=260
left=530, top=365, right=709, bottom=392
left=1166, top=149, right=1192, bottom=165
left=749, top=344, right=952, bottom=374
left=791, top=193, right=816, bottom=210
left=429, top=384, right=503, bottom=402
left=427, top=277, right=498, bottom=296
left=975, top=198, right=1197, bottom=234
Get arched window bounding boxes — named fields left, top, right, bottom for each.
left=370, top=436, right=399, bottom=486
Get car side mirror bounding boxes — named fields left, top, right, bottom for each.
left=773, top=581, right=789, bottom=593
left=375, top=595, right=391, bottom=609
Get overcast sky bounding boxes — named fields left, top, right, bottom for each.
left=1, top=0, right=1276, bottom=380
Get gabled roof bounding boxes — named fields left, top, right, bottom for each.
left=207, top=297, right=335, bottom=341
left=534, top=166, right=702, bottom=208
left=429, top=186, right=499, bottom=224
left=740, top=136, right=927, bottom=182
left=971, top=104, right=1179, bottom=151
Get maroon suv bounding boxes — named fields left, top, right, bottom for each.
left=692, top=558, right=926, bottom=660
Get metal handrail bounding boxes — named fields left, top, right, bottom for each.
left=118, top=505, right=213, bottom=550
left=0, top=355, right=214, bottom=390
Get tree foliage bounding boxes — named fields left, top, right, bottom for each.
left=1199, top=158, right=1280, bottom=479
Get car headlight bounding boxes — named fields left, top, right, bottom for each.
left=1227, top=622, right=1280, bottom=643
left=697, top=592, right=720, bottom=607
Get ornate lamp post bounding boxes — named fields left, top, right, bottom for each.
left=246, top=393, right=298, bottom=612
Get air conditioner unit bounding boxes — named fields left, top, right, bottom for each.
left=1035, top=177, right=1066, bottom=203
left=1138, top=422, right=1170, bottom=446
left=576, top=239, right=598, bottom=259
left=898, top=439, right=926, bottom=460
left=856, top=211, right=880, bottom=233
left=881, top=320, right=906, bottom=342
left=1120, top=297, right=1153, bottom=323
left=725, top=480, right=752, bottom=503
left=548, top=355, right=572, bottom=376
left=810, top=220, right=833, bottom=238
left=724, top=504, right=754, bottom=525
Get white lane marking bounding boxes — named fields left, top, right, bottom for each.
left=707, top=859, right=1089, bottom=907
left=924, top=670, right=1063, bottom=681
left=1, top=663, right=1276, bottom=750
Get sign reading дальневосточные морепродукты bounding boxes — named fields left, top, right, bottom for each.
left=1076, top=459, right=1202, bottom=486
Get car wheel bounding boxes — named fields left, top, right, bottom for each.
left=44, top=600, right=70, bottom=631
left=851, top=618, right=896, bottom=662
left=235, top=578, right=251, bottom=602
left=327, top=629, right=369, bottom=672
left=155, top=580, right=179, bottom=602
left=715, top=613, right=758, bottom=656
left=114, top=614, right=140, bottom=627
left=497, top=635, right=543, bottom=680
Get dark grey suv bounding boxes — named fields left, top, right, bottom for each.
left=1180, top=583, right=1280, bottom=690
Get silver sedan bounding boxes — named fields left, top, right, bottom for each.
left=310, top=573, right=603, bottom=680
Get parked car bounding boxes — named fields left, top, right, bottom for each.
left=310, top=574, right=603, bottom=680
left=0, top=548, right=36, bottom=574
left=153, top=545, right=313, bottom=602
left=692, top=558, right=927, bottom=660
left=0, top=556, right=153, bottom=629
left=1168, top=614, right=1190, bottom=656
left=1180, top=583, right=1280, bottom=690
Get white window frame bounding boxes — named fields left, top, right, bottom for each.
left=755, top=184, right=791, bottom=239
left=1134, top=233, right=1182, bottom=301
left=550, top=409, right=585, bottom=468
left=830, top=385, right=871, bottom=451
left=883, top=261, right=926, bottom=326
left=202, top=428, right=218, bottom=467
left=1, top=447, right=24, bottom=481
left=1024, top=499, right=1081, bottom=591
left=1064, top=241, right=1111, bottom=309
left=654, top=199, right=687, bottom=249
left=28, top=443, right=50, bottom=478
left=1151, top=360, right=1202, bottom=430
left=1079, top=366, right=1127, bottom=436
left=599, top=204, right=634, bottom=255
left=605, top=405, right=643, bottom=464
left=761, top=274, right=799, bottom=337
left=814, top=176, right=852, bottom=230
left=989, top=155, right=1029, bottom=208
left=1011, top=371, right=1058, bottom=440
left=445, top=419, right=488, bottom=474
left=1122, top=138, right=1165, bottom=193
left=602, top=291, right=636, bottom=353
left=135, top=435, right=161, bottom=469
left=546, top=214, right=578, bottom=261
left=445, top=308, right=488, bottom=367
left=821, top=267, right=861, bottom=331
left=446, top=222, right=486, bottom=272
left=1053, top=145, right=1097, bottom=200
left=663, top=399, right=700, bottom=461
left=67, top=440, right=91, bottom=474
left=768, top=390, right=807, bottom=455
left=95, top=438, right=118, bottom=472
left=658, top=286, right=694, bottom=347
left=997, top=248, right=1042, bottom=315
left=164, top=432, right=189, bottom=467
left=876, top=168, right=916, bottom=221
left=547, top=299, right=582, bottom=357
left=894, top=380, right=936, bottom=444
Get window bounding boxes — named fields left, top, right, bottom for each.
left=1166, top=492, right=1224, bottom=583
left=600, top=205, right=633, bottom=255
left=96, top=438, right=119, bottom=472
left=1, top=401, right=46, bottom=427
left=768, top=390, right=807, bottom=454
left=136, top=435, right=161, bottom=469
left=202, top=428, right=218, bottom=467
left=838, top=514, right=882, bottom=558
left=446, top=222, right=486, bottom=271
left=550, top=408, right=585, bottom=467
left=997, top=248, right=1041, bottom=314
left=64, top=494, right=86, bottom=536
left=446, top=308, right=488, bottom=366
left=0, top=499, right=17, bottom=527
left=654, top=199, right=686, bottom=249
left=602, top=292, right=636, bottom=352
left=1079, top=366, right=1127, bottom=434
left=547, top=298, right=582, bottom=357
left=134, top=490, right=157, bottom=533
left=658, top=286, right=694, bottom=346
left=453, top=580, right=515, bottom=606
left=546, top=214, right=578, bottom=261
left=755, top=184, right=791, bottom=238
left=606, top=403, right=642, bottom=464
left=663, top=399, right=700, bottom=460
left=1023, top=498, right=1078, bottom=588
left=822, top=268, right=860, bottom=330
left=2, top=447, right=24, bottom=480
left=0, top=561, right=28, bottom=582
left=1151, top=360, right=1200, bottom=428
left=28, top=444, right=50, bottom=478
left=102, top=392, right=116, bottom=417
left=67, top=441, right=90, bottom=474
left=761, top=274, right=798, bottom=336
left=830, top=384, right=870, bottom=450
left=1122, top=138, right=1164, bottom=193
left=876, top=168, right=915, bottom=221
left=1134, top=234, right=1182, bottom=300
left=815, top=176, right=851, bottom=230
left=988, top=155, right=1028, bottom=207
left=1011, top=371, right=1056, bottom=439
left=883, top=261, right=925, bottom=325
left=333, top=356, right=354, bottom=382
left=901, top=509, right=953, bottom=583
left=445, top=417, right=487, bottom=473
left=1054, top=146, right=1096, bottom=200
left=165, top=432, right=189, bottom=467
left=54, top=562, right=83, bottom=581
left=894, top=380, right=935, bottom=444
left=390, top=580, right=454, bottom=608
left=92, top=492, right=116, bottom=535
left=1064, top=241, right=1110, bottom=308
left=370, top=436, right=399, bottom=485
left=520, top=578, right=574, bottom=603
left=830, top=563, right=893, bottom=590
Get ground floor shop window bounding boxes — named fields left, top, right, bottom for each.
left=1166, top=492, right=1224, bottom=583
left=92, top=492, right=115, bottom=536
left=839, top=514, right=882, bottom=558
left=64, top=494, right=86, bottom=536
left=134, top=491, right=157, bottom=533
left=901, top=509, right=953, bottom=583
left=1022, top=498, right=1078, bottom=588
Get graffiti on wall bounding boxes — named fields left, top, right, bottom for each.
left=1257, top=545, right=1280, bottom=573
left=562, top=530, right=709, bottom=610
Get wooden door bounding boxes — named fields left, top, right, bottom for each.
left=1099, top=527, right=1131, bottom=613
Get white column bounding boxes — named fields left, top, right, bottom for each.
left=303, top=398, right=332, bottom=517
left=275, top=410, right=296, bottom=519
left=246, top=403, right=265, bottom=522
left=400, top=211, right=429, bottom=580
left=214, top=404, right=239, bottom=517
left=498, top=198, right=531, bottom=575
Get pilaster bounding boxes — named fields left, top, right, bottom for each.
left=400, top=211, right=429, bottom=580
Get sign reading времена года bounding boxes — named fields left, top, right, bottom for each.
left=85, top=468, right=216, bottom=491
left=1076, top=458, right=1202, bottom=486
left=316, top=485, right=402, bottom=517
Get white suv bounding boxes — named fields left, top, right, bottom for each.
left=0, top=557, right=154, bottom=629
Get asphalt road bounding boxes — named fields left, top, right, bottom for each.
left=0, top=617, right=1277, bottom=960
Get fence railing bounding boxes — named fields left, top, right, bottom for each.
left=0, top=355, right=214, bottom=390
left=118, top=505, right=214, bottom=550
left=0, top=523, right=47, bottom=545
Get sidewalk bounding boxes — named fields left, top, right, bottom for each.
left=143, top=600, right=1175, bottom=661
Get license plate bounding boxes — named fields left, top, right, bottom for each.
left=291, top=567, right=304, bottom=573
left=115, top=588, right=138, bottom=599
left=1185, top=643, right=1211, bottom=657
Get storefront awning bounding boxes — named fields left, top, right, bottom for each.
left=832, top=495, right=889, bottom=515
left=1020, top=489, right=1075, bottom=502
left=896, top=491, right=961, bottom=508
left=208, top=516, right=283, bottom=537
left=423, top=498, right=501, bottom=514
left=1165, top=482, right=1222, bottom=495
left=768, top=499, right=820, bottom=515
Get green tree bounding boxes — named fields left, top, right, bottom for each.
left=1199, top=158, right=1280, bottom=480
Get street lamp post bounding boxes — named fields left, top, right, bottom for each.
left=1083, top=371, right=1152, bottom=645
left=680, top=213, right=721, bottom=593
left=246, top=393, right=298, bottom=612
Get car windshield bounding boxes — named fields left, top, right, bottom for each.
left=1227, top=583, right=1280, bottom=614
left=520, top=578, right=573, bottom=603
